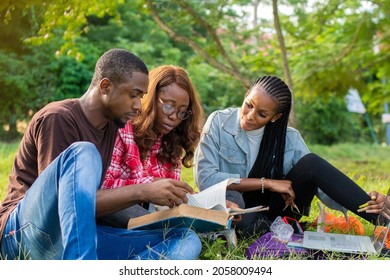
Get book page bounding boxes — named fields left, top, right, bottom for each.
left=229, top=205, right=269, bottom=215
left=187, top=178, right=239, bottom=212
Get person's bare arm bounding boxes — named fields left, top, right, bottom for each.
left=227, top=178, right=297, bottom=209
left=95, top=178, right=194, bottom=217
left=228, top=178, right=295, bottom=202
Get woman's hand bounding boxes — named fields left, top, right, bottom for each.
left=226, top=200, right=242, bottom=224
left=360, top=191, right=386, bottom=214
left=228, top=177, right=298, bottom=212
left=266, top=179, right=299, bottom=212
left=266, top=179, right=295, bottom=202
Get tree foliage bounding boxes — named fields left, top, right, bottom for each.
left=1, top=0, right=389, bottom=143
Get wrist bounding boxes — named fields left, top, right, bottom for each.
left=134, top=184, right=149, bottom=203
left=260, top=177, right=265, bottom=193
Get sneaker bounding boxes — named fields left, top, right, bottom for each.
left=199, top=228, right=237, bottom=248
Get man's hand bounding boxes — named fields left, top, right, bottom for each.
left=140, top=178, right=195, bottom=208
left=96, top=178, right=195, bottom=217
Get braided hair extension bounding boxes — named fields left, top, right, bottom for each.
left=244, top=76, right=292, bottom=207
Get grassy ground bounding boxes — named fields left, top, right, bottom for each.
left=1, top=141, right=390, bottom=259
left=185, top=143, right=390, bottom=260
left=0, top=140, right=19, bottom=200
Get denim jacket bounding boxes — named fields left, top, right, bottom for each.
left=194, top=107, right=310, bottom=189
left=193, top=107, right=347, bottom=216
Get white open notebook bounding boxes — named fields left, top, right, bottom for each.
left=303, top=190, right=390, bottom=255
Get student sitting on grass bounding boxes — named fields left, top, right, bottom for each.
left=99, top=65, right=207, bottom=227
left=0, top=49, right=201, bottom=260
left=194, top=75, right=380, bottom=238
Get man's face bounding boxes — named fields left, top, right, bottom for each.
left=104, top=72, right=149, bottom=128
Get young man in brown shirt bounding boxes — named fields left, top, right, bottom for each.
left=0, top=48, right=201, bottom=260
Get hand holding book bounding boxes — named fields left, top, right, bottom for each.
left=226, top=199, right=242, bottom=224
left=127, top=178, right=269, bottom=232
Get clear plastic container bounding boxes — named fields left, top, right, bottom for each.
left=270, top=216, right=294, bottom=243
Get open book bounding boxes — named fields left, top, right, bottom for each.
left=127, top=178, right=269, bottom=233
left=187, top=178, right=268, bottom=215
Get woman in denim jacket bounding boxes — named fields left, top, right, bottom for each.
left=194, top=75, right=380, bottom=237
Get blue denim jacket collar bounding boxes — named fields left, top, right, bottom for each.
left=221, top=109, right=251, bottom=169
left=222, top=108, right=241, bottom=136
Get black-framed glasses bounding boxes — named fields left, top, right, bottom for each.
left=158, top=98, right=192, bottom=120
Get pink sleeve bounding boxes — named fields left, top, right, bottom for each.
left=101, top=131, right=127, bottom=189
left=102, top=123, right=155, bottom=189
left=172, top=161, right=181, bottom=181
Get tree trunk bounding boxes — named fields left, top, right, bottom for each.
left=3, top=115, right=19, bottom=141
left=272, top=0, right=295, bottom=126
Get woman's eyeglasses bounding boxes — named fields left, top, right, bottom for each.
left=158, top=98, right=192, bottom=120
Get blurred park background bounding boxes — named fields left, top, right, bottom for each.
left=1, top=1, right=390, bottom=258
left=0, top=0, right=389, bottom=144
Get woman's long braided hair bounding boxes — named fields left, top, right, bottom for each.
left=243, top=76, right=292, bottom=207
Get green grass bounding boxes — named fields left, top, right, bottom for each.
left=0, top=140, right=19, bottom=199
left=1, top=141, right=390, bottom=259
left=183, top=143, right=390, bottom=260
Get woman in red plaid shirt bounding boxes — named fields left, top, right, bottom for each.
left=98, top=65, right=203, bottom=227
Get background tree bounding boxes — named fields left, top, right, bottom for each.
left=1, top=0, right=389, bottom=144
left=145, top=0, right=252, bottom=88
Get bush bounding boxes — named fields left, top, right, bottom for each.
left=294, top=96, right=371, bottom=145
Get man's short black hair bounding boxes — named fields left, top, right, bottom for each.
left=91, top=48, right=148, bottom=87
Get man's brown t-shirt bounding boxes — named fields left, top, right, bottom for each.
left=0, top=99, right=117, bottom=243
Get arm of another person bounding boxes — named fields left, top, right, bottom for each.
left=95, top=178, right=194, bottom=217
left=234, top=129, right=310, bottom=205
left=34, top=112, right=193, bottom=217
left=194, top=112, right=296, bottom=203
left=224, top=128, right=311, bottom=206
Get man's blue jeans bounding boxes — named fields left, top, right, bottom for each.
left=0, top=142, right=201, bottom=260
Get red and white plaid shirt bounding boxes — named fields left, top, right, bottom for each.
left=102, top=122, right=181, bottom=189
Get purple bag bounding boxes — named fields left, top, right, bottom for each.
left=245, top=232, right=310, bottom=259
